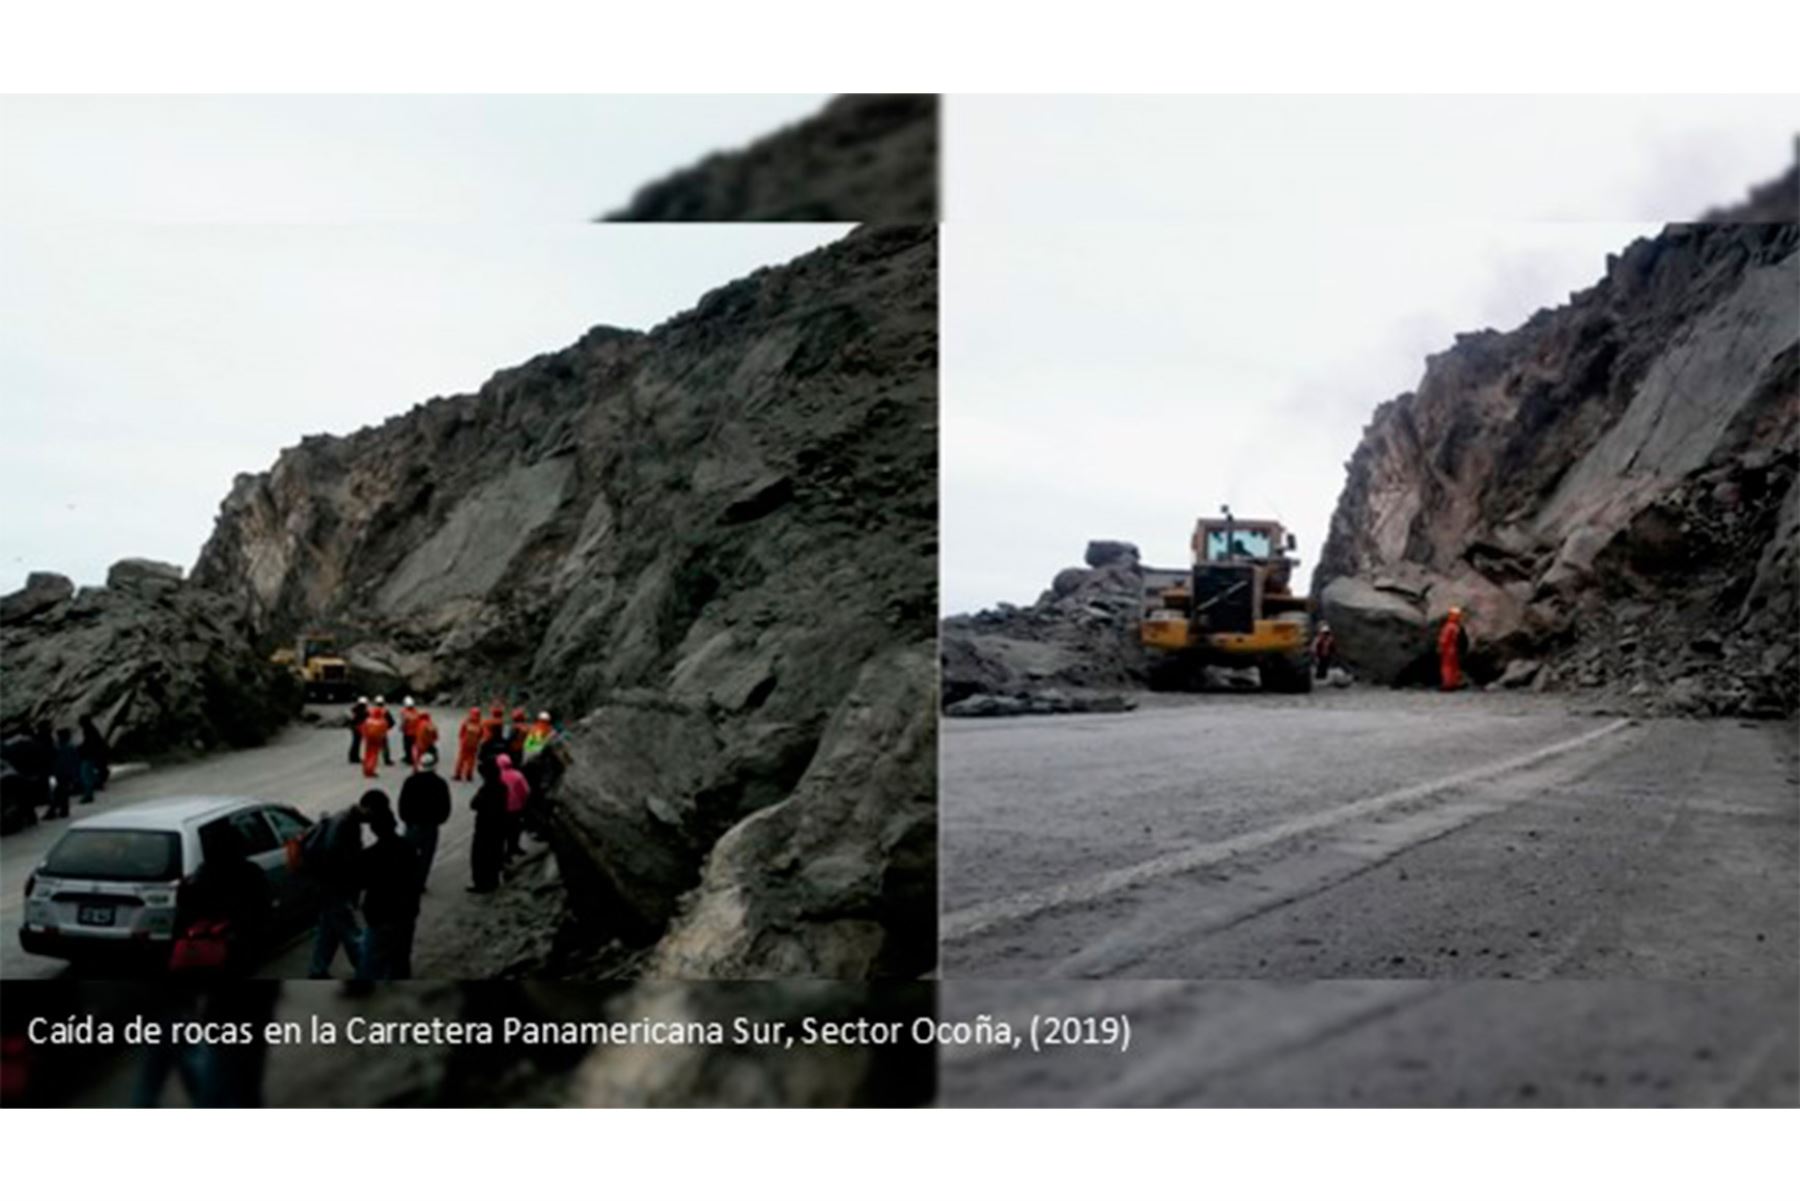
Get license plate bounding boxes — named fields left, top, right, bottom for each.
left=77, top=904, right=115, bottom=927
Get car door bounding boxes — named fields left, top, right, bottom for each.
left=261, top=806, right=315, bottom=921
left=223, top=807, right=285, bottom=923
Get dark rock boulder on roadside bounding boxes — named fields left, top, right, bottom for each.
left=0, top=562, right=298, bottom=758
left=941, top=542, right=1150, bottom=707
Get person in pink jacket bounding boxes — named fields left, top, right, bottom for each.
left=497, top=754, right=530, bottom=861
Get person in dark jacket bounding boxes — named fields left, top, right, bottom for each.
left=77, top=715, right=110, bottom=793
left=304, top=793, right=379, bottom=978
left=49, top=728, right=85, bottom=816
left=347, top=697, right=369, bottom=765
left=476, top=725, right=511, bottom=776
left=356, top=807, right=422, bottom=980
left=467, top=761, right=508, bottom=894
left=180, top=822, right=272, bottom=974
left=397, top=749, right=451, bottom=890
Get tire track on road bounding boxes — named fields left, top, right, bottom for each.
left=942, top=718, right=1636, bottom=946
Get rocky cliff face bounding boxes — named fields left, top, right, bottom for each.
left=605, top=94, right=937, bottom=223
left=193, top=225, right=939, bottom=977
left=939, top=540, right=1151, bottom=712
left=1318, top=177, right=1798, bottom=716
left=1, top=562, right=297, bottom=757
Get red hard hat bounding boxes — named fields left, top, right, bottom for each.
left=469, top=707, right=481, bottom=717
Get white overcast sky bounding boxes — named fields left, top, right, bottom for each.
left=0, top=95, right=843, bottom=593
left=942, top=96, right=1797, bottom=614
left=1, top=95, right=1794, bottom=606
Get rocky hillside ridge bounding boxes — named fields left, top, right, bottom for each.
left=940, top=540, right=1154, bottom=713
left=1317, top=187, right=1798, bottom=717
left=605, top=94, right=937, bottom=223
left=193, top=224, right=939, bottom=977
left=1, top=561, right=297, bottom=758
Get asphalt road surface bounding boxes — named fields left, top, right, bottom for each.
left=942, top=691, right=1799, bottom=981
left=2, top=707, right=557, bottom=981
left=939, top=977, right=1800, bottom=1105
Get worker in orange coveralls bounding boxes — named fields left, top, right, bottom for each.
left=398, top=698, right=422, bottom=766
left=411, top=710, right=439, bottom=770
left=360, top=705, right=392, bottom=778
left=506, top=708, right=529, bottom=762
left=454, top=708, right=483, bottom=781
left=1438, top=606, right=1467, bottom=691
left=481, top=703, right=505, bottom=744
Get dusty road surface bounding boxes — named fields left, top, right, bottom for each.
left=939, top=977, right=1800, bottom=1106
left=3, top=707, right=560, bottom=981
left=942, top=691, right=1800, bottom=980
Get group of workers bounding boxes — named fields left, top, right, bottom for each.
left=1310, top=604, right=1470, bottom=691
left=327, top=691, right=558, bottom=943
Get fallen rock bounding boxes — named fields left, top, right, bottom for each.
left=647, top=645, right=935, bottom=978
left=1085, top=540, right=1140, bottom=569
left=0, top=574, right=298, bottom=758
left=1318, top=576, right=1429, bottom=685
left=1497, top=658, right=1541, bottom=689
left=942, top=540, right=1149, bottom=703
left=943, top=690, right=1138, bottom=718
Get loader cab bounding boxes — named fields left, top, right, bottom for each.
left=1193, top=514, right=1298, bottom=595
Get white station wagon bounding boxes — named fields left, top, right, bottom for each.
left=19, top=795, right=317, bottom=967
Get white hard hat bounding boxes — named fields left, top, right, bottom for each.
left=357, top=696, right=369, bottom=704
left=538, top=711, right=551, bottom=721
left=404, top=696, right=415, bottom=706
left=374, top=695, right=386, bottom=705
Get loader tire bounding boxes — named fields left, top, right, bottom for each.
left=1261, top=652, right=1313, bottom=694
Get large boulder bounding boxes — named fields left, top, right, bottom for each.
left=0, top=576, right=299, bottom=757
left=646, top=645, right=935, bottom=978
left=106, top=558, right=184, bottom=594
left=941, top=541, right=1150, bottom=705
left=1085, top=540, right=1140, bottom=569
left=1319, top=576, right=1429, bottom=685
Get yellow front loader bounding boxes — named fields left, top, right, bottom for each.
left=270, top=632, right=352, bottom=702
left=1139, top=506, right=1313, bottom=693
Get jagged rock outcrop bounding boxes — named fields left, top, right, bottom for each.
left=606, top=94, right=937, bottom=223
left=940, top=540, right=1150, bottom=708
left=0, top=561, right=298, bottom=757
left=1317, top=181, right=1798, bottom=716
left=193, top=225, right=938, bottom=976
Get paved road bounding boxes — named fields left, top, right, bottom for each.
left=940, top=977, right=1800, bottom=1105
left=942, top=692, right=1800, bottom=980
left=2, top=707, right=556, bottom=981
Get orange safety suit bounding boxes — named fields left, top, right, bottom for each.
left=412, top=716, right=438, bottom=768
left=1438, top=614, right=1464, bottom=692
left=360, top=711, right=391, bottom=777
left=455, top=709, right=483, bottom=781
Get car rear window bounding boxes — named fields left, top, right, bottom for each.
left=43, top=829, right=182, bottom=881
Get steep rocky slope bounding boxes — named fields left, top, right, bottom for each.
left=193, top=225, right=939, bottom=976
left=605, top=94, right=937, bottom=223
left=940, top=540, right=1151, bottom=711
left=1, top=562, right=296, bottom=758
left=1318, top=176, right=1798, bottom=716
